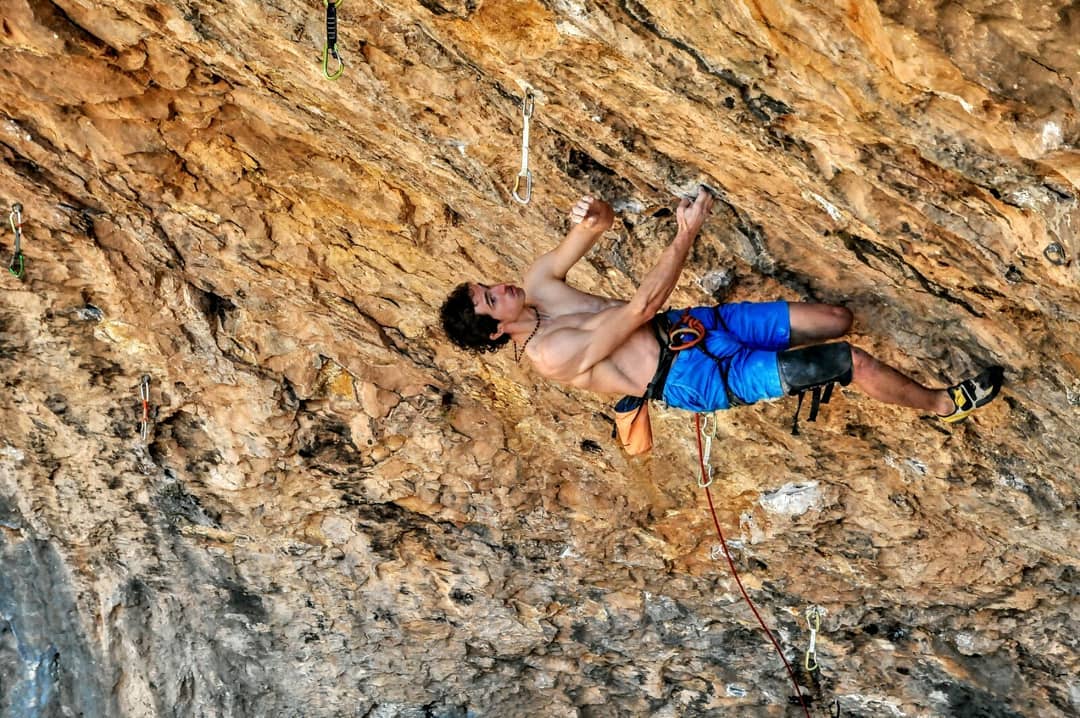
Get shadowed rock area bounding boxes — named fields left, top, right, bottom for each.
left=0, top=0, right=1077, bottom=716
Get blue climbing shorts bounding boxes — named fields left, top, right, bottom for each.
left=661, top=301, right=790, bottom=412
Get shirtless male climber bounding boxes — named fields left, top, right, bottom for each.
left=440, top=189, right=1003, bottom=445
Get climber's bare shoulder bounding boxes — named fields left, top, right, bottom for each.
left=522, top=268, right=622, bottom=317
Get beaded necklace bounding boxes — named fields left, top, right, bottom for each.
left=513, top=311, right=542, bottom=363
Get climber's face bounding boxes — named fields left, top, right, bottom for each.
left=469, top=283, right=526, bottom=324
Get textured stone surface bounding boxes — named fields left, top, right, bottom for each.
left=0, top=0, right=1077, bottom=716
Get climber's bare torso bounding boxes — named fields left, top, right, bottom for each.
left=469, top=279, right=659, bottom=396
left=520, top=280, right=659, bottom=396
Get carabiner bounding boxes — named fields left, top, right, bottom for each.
left=804, top=606, right=822, bottom=671
left=139, top=375, right=151, bottom=442
left=669, top=325, right=703, bottom=351
left=8, top=203, right=24, bottom=278
left=323, top=0, right=344, bottom=80
left=512, top=90, right=534, bottom=204
left=697, top=413, right=717, bottom=487
left=668, top=312, right=705, bottom=351
left=512, top=171, right=532, bottom=204
left=9, top=204, right=22, bottom=254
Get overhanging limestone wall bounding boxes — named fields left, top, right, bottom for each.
left=0, top=1, right=1077, bottom=716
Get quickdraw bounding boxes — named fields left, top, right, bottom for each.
left=8, top=203, right=25, bottom=278
left=804, top=605, right=823, bottom=672
left=696, top=413, right=716, bottom=487
left=696, top=413, right=812, bottom=718
left=322, top=0, right=344, bottom=80
left=139, top=375, right=152, bottom=442
left=511, top=90, right=535, bottom=204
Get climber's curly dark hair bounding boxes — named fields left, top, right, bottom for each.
left=440, top=282, right=510, bottom=354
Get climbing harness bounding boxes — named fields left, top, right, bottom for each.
left=511, top=90, right=535, bottom=204
left=616, top=309, right=852, bottom=454
left=612, top=309, right=738, bottom=456
left=695, top=413, right=812, bottom=718
left=669, top=308, right=746, bottom=409
left=804, top=606, right=823, bottom=672
left=322, top=0, right=344, bottom=80
left=1044, top=242, right=1067, bottom=266
left=139, top=375, right=151, bottom=442
left=8, top=203, right=25, bottom=278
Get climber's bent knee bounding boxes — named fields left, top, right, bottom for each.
left=776, top=342, right=853, bottom=395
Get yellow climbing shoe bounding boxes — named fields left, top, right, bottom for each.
left=940, top=366, right=1005, bottom=423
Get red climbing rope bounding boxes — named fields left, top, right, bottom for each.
left=695, top=413, right=811, bottom=718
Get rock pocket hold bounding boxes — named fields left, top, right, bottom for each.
left=1043, top=242, right=1067, bottom=266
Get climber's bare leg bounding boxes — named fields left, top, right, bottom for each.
left=788, top=303, right=853, bottom=345
left=851, top=347, right=952, bottom=414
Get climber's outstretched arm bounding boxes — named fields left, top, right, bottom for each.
left=527, top=196, right=614, bottom=282
left=626, top=188, right=714, bottom=325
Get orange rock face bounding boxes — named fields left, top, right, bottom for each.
left=0, top=1, right=1076, bottom=716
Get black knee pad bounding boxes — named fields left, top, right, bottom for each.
left=777, top=342, right=853, bottom=395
